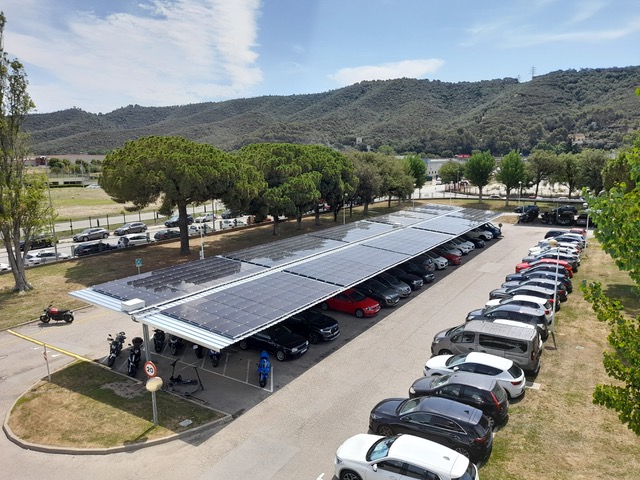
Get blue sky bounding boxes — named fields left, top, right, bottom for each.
left=3, top=0, right=639, bottom=114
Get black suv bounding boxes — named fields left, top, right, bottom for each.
left=282, top=309, right=340, bottom=344
left=506, top=271, right=573, bottom=293
left=386, top=267, right=424, bottom=291
left=397, top=261, right=436, bottom=283
left=164, top=214, right=194, bottom=228
left=375, top=272, right=412, bottom=298
left=73, top=241, right=115, bottom=257
left=369, top=396, right=493, bottom=463
left=353, top=278, right=400, bottom=307
left=514, top=204, right=539, bottom=214
left=19, top=234, right=55, bottom=251
left=238, top=324, right=309, bottom=361
left=408, top=371, right=509, bottom=427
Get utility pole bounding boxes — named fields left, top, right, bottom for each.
left=531, top=66, right=536, bottom=80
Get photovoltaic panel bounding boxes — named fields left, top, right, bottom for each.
left=161, top=271, right=340, bottom=340
left=367, top=212, right=431, bottom=227
left=222, top=235, right=344, bottom=268
left=284, top=244, right=410, bottom=286
left=309, top=221, right=394, bottom=243
left=363, top=229, right=451, bottom=256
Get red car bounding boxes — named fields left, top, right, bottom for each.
left=320, top=289, right=381, bottom=318
left=515, top=258, right=573, bottom=275
left=433, top=248, right=462, bottom=266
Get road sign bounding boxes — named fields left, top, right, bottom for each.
left=144, top=360, right=157, bottom=378
left=135, top=258, right=142, bottom=267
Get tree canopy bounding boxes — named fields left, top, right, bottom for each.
left=100, top=136, right=243, bottom=254
left=464, top=151, right=495, bottom=202
left=495, top=150, right=526, bottom=206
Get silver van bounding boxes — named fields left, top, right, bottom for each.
left=431, top=320, right=542, bottom=374
left=117, top=233, right=150, bottom=248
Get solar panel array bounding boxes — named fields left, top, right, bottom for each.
left=71, top=204, right=501, bottom=348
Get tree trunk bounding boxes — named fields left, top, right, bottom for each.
left=296, top=214, right=302, bottom=230
left=363, top=201, right=369, bottom=216
left=177, top=203, right=191, bottom=255
left=272, top=217, right=280, bottom=235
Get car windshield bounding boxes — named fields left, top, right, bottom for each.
left=431, top=374, right=451, bottom=388
left=269, top=324, right=292, bottom=336
left=453, top=463, right=477, bottom=480
left=398, top=398, right=421, bottom=415
left=445, top=353, right=468, bottom=367
left=366, top=436, right=398, bottom=462
left=447, top=325, right=465, bottom=336
left=349, top=290, right=367, bottom=301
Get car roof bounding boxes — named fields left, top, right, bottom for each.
left=445, top=371, right=498, bottom=389
left=488, top=303, right=545, bottom=315
left=465, top=351, right=513, bottom=369
left=508, top=285, right=555, bottom=295
left=389, top=435, right=470, bottom=477
left=414, top=396, right=482, bottom=422
left=464, top=320, right=538, bottom=340
left=508, top=295, right=549, bottom=305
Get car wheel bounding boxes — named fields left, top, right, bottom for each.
left=102, top=233, right=109, bottom=238
left=276, top=350, right=286, bottom=362
left=438, top=349, right=452, bottom=355
left=320, top=302, right=329, bottom=311
left=354, top=309, right=364, bottom=318
left=377, top=424, right=395, bottom=436
left=340, top=471, right=362, bottom=480
left=308, top=332, right=321, bottom=345
left=82, top=236, right=88, bottom=242
left=453, top=446, right=470, bottom=458
left=238, top=340, right=248, bottom=350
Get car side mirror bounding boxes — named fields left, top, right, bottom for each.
left=452, top=366, right=459, bottom=371
left=371, top=464, right=378, bottom=472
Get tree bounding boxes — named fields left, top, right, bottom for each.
left=438, top=160, right=465, bottom=186
left=404, top=154, right=427, bottom=198
left=0, top=12, right=53, bottom=293
left=577, top=149, right=607, bottom=195
left=349, top=152, right=383, bottom=216
left=379, top=155, right=415, bottom=207
left=551, top=152, right=580, bottom=197
left=101, top=136, right=243, bottom=254
left=464, top=151, right=495, bottom=202
left=526, top=149, right=557, bottom=198
left=601, top=134, right=640, bottom=193
left=495, top=150, right=526, bottom=206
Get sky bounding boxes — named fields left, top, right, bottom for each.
left=2, top=0, right=639, bottom=114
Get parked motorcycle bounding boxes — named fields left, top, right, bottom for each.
left=193, top=343, right=204, bottom=359
left=208, top=349, right=222, bottom=367
left=40, top=304, right=74, bottom=324
left=257, top=350, right=271, bottom=388
left=153, top=329, right=166, bottom=353
left=168, top=334, right=184, bottom=355
left=106, top=331, right=126, bottom=367
left=127, top=337, right=144, bottom=377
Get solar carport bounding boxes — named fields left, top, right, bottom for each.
left=71, top=204, right=501, bottom=353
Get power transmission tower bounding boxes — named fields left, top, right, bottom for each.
left=531, top=66, right=536, bottom=79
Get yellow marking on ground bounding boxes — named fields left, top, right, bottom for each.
left=7, top=329, right=93, bottom=363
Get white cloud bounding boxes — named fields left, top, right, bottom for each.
left=328, top=59, right=445, bottom=86
left=568, top=0, right=607, bottom=24
left=5, top=0, right=263, bottom=113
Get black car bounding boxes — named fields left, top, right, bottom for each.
left=397, top=261, right=436, bottom=284
left=544, top=229, right=567, bottom=239
left=521, top=252, right=579, bottom=272
left=554, top=205, right=578, bottom=215
left=518, top=263, right=572, bottom=279
left=164, top=214, right=194, bottom=228
left=501, top=278, right=569, bottom=301
left=73, top=241, right=115, bottom=257
left=369, top=396, right=493, bottom=463
left=19, top=234, right=55, bottom=251
left=408, top=371, right=509, bottom=427
left=478, top=222, right=502, bottom=238
left=238, top=324, right=309, bottom=361
left=465, top=304, right=549, bottom=340
left=353, top=279, right=400, bottom=307
left=505, top=271, right=573, bottom=293
left=375, top=272, right=412, bottom=298
left=513, top=204, right=540, bottom=214
left=114, top=222, right=147, bottom=236
left=282, top=309, right=340, bottom=344
left=154, top=229, right=181, bottom=241
left=387, top=267, right=423, bottom=290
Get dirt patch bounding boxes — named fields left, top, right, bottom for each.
left=101, top=381, right=146, bottom=399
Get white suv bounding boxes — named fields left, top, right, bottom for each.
left=335, top=434, right=479, bottom=480
left=466, top=227, right=493, bottom=240
left=117, top=233, right=150, bottom=248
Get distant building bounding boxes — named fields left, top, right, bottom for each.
left=569, top=133, right=586, bottom=145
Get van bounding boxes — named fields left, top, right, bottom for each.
left=117, top=233, right=150, bottom=248
left=431, top=320, right=542, bottom=374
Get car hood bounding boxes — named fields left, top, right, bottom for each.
left=466, top=308, right=484, bottom=320
left=306, top=313, right=337, bottom=329
left=425, top=354, right=453, bottom=370
left=409, top=376, right=438, bottom=395
left=490, top=288, right=509, bottom=297
left=336, top=434, right=379, bottom=462
left=371, top=398, right=404, bottom=417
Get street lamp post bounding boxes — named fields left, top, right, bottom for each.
left=518, top=181, right=522, bottom=210
left=548, top=238, right=559, bottom=348
left=342, top=194, right=347, bottom=225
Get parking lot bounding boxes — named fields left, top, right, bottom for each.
left=1, top=221, right=564, bottom=480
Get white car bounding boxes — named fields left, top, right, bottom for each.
left=485, top=294, right=554, bottom=325
left=0, top=262, right=11, bottom=271
left=466, top=227, right=493, bottom=241
left=450, top=237, right=475, bottom=254
left=188, top=224, right=212, bottom=236
left=424, top=351, right=526, bottom=399
left=529, top=245, right=580, bottom=257
left=421, top=251, right=448, bottom=270
left=24, top=250, right=70, bottom=265
left=334, top=433, right=478, bottom=480
left=116, top=233, right=150, bottom=248
left=535, top=239, right=581, bottom=253
left=194, top=213, right=216, bottom=223
left=220, top=218, right=247, bottom=230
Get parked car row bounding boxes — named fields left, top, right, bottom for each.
left=333, top=223, right=504, bottom=480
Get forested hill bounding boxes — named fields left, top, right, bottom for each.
left=24, top=66, right=640, bottom=156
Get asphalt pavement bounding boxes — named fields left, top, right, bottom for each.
left=0, top=221, right=560, bottom=480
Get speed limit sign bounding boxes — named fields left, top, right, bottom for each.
left=144, top=360, right=157, bottom=378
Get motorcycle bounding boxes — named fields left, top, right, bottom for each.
left=257, top=351, right=271, bottom=388
left=127, top=337, right=144, bottom=377
left=168, top=335, right=184, bottom=355
left=106, top=331, right=126, bottom=367
left=153, top=329, right=166, bottom=353
left=208, top=349, right=222, bottom=367
left=193, top=343, right=204, bottom=359
left=40, top=304, right=74, bottom=324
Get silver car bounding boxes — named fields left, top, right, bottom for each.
left=421, top=251, right=448, bottom=270
left=72, top=227, right=110, bottom=242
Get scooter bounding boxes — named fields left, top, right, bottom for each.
left=40, top=304, right=74, bottom=324
left=208, top=349, right=222, bottom=367
left=153, top=329, right=165, bottom=353
left=127, top=337, right=144, bottom=377
left=106, top=331, right=126, bottom=367
left=168, top=334, right=184, bottom=355
left=257, top=351, right=271, bottom=388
